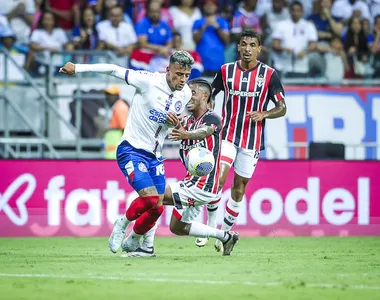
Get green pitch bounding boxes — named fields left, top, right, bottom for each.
left=0, top=237, right=379, bottom=300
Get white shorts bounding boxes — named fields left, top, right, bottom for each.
left=220, top=140, right=260, bottom=178
left=170, top=181, right=219, bottom=223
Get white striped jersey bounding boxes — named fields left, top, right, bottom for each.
left=212, top=60, right=285, bottom=151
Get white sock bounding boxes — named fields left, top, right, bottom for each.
left=119, top=215, right=130, bottom=230
left=206, top=198, right=220, bottom=228
left=141, top=223, right=158, bottom=251
left=189, top=221, right=229, bottom=242
left=221, top=198, right=241, bottom=231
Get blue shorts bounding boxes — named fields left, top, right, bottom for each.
left=116, top=140, right=166, bottom=195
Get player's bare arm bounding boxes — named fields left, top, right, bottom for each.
left=166, top=112, right=183, bottom=127
left=169, top=125, right=215, bottom=141
left=247, top=100, right=287, bottom=122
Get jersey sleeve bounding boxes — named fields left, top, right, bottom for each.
left=268, top=70, right=285, bottom=103
left=211, top=69, right=224, bottom=95
left=203, top=113, right=222, bottom=134
left=125, top=69, right=153, bottom=92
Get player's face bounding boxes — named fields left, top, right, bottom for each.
left=238, top=36, right=261, bottom=63
left=167, top=63, right=191, bottom=91
left=187, top=84, right=206, bottom=112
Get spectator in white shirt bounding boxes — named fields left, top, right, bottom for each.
left=26, top=12, right=73, bottom=73
left=332, top=0, right=371, bottom=24
left=96, top=6, right=137, bottom=57
left=272, top=1, right=319, bottom=77
left=0, top=0, right=35, bottom=45
left=169, top=0, right=202, bottom=51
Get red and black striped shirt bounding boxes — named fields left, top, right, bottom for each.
left=212, top=60, right=285, bottom=151
left=179, top=111, right=222, bottom=194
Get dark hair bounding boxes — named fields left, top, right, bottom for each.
left=37, top=11, right=58, bottom=29
left=172, top=31, right=182, bottom=39
left=345, top=16, right=369, bottom=55
left=188, top=78, right=212, bottom=103
left=170, top=50, right=194, bottom=69
left=240, top=28, right=261, bottom=46
left=290, top=0, right=303, bottom=10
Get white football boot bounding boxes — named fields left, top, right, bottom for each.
left=121, top=234, right=141, bottom=253
left=195, top=237, right=209, bottom=247
left=108, top=216, right=127, bottom=253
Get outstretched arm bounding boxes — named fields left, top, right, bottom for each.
left=59, top=62, right=127, bottom=81
left=170, top=125, right=215, bottom=141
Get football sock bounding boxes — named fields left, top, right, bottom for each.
left=189, top=221, right=229, bottom=242
left=141, top=223, right=158, bottom=251
left=206, top=198, right=220, bottom=228
left=221, top=198, right=241, bottom=231
left=133, top=205, right=164, bottom=235
left=125, top=195, right=159, bottom=221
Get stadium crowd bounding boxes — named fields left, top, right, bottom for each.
left=0, top=0, right=380, bottom=81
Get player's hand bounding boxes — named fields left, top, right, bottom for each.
left=166, top=112, right=181, bottom=127
left=246, top=111, right=267, bottom=122
left=59, top=62, right=75, bottom=75
left=169, top=127, right=188, bottom=141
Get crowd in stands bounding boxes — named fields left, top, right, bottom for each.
left=1, top=0, right=380, bottom=82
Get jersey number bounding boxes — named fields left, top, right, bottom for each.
left=156, top=164, right=165, bottom=176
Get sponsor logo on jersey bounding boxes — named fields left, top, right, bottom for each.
left=229, top=89, right=260, bottom=97
left=149, top=109, right=167, bottom=124
left=179, top=140, right=206, bottom=151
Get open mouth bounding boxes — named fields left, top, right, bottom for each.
left=243, top=53, right=251, bottom=59
left=186, top=101, right=194, bottom=109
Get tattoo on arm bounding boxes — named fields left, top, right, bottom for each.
left=186, top=125, right=215, bottom=140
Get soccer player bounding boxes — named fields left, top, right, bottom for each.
left=59, top=51, right=194, bottom=254
left=121, top=78, right=239, bottom=257
left=195, top=28, right=287, bottom=250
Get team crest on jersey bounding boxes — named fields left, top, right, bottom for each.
left=257, top=74, right=265, bottom=87
left=187, top=198, right=195, bottom=207
left=174, top=101, right=182, bottom=112
left=138, top=162, right=148, bottom=172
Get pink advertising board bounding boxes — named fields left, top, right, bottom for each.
left=0, top=160, right=379, bottom=237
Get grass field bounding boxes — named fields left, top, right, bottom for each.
left=0, top=237, right=379, bottom=300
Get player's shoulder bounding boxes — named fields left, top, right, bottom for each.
left=258, top=62, right=278, bottom=77
left=204, top=110, right=222, bottom=124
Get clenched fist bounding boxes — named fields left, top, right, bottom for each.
left=59, top=62, right=76, bottom=75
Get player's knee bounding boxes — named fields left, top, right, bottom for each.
left=141, top=195, right=160, bottom=210
left=148, top=205, right=164, bottom=217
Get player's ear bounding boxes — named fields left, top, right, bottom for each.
left=257, top=45, right=262, bottom=54
left=166, top=66, right=169, bottom=72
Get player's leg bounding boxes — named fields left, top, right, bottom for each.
left=215, top=149, right=259, bottom=251
left=109, top=144, right=161, bottom=253
left=121, top=158, right=166, bottom=256
left=170, top=208, right=239, bottom=256
left=195, top=141, right=236, bottom=247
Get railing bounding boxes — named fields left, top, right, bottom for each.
left=0, top=138, right=60, bottom=158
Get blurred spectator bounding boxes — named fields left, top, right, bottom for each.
left=272, top=1, right=319, bottom=77
left=135, top=1, right=172, bottom=57
left=332, top=0, right=370, bottom=24
left=0, top=0, right=35, bottom=45
left=287, top=0, right=316, bottom=18
left=92, top=0, right=133, bottom=25
left=169, top=0, right=202, bottom=50
left=368, top=0, right=380, bottom=19
left=46, top=0, right=79, bottom=37
left=231, top=0, right=262, bottom=41
left=309, top=0, right=343, bottom=43
left=26, top=12, right=73, bottom=73
left=324, top=35, right=350, bottom=83
left=370, top=14, right=380, bottom=77
left=344, top=16, right=373, bottom=77
left=73, top=7, right=100, bottom=50
left=261, top=0, right=290, bottom=47
left=172, top=31, right=203, bottom=79
left=103, top=86, right=129, bottom=160
left=193, top=0, right=229, bottom=76
left=136, top=0, right=173, bottom=27
left=97, top=6, right=137, bottom=60
left=0, top=16, right=17, bottom=51
left=255, top=0, right=273, bottom=17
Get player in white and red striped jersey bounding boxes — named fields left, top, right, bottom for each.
left=122, top=78, right=239, bottom=257
left=195, top=28, right=287, bottom=250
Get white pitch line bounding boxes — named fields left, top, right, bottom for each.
left=0, top=273, right=380, bottom=290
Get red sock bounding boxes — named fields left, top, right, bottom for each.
left=133, top=205, right=164, bottom=235
left=125, top=195, right=159, bottom=221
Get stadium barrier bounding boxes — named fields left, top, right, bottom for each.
left=0, top=160, right=379, bottom=237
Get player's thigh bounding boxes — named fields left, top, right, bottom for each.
left=220, top=140, right=238, bottom=168
left=116, top=146, right=157, bottom=194
left=148, top=158, right=166, bottom=195
left=234, top=148, right=260, bottom=179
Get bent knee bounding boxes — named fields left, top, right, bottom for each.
left=169, top=221, right=186, bottom=236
